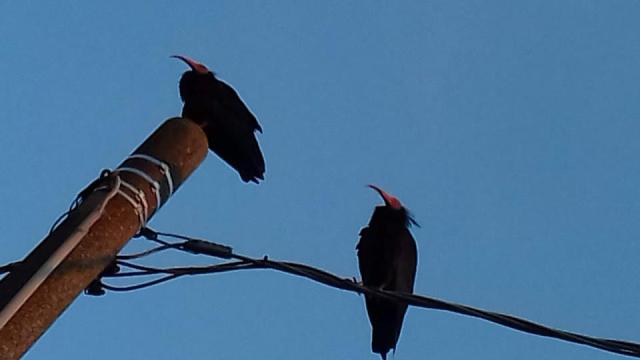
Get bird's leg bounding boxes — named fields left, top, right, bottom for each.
left=351, top=277, right=365, bottom=295
left=378, top=280, right=391, bottom=291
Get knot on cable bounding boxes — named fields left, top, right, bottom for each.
left=50, top=169, right=115, bottom=235
left=75, top=169, right=113, bottom=207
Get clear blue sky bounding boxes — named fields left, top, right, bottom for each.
left=1, top=1, right=639, bottom=359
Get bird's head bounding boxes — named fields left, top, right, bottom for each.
left=171, top=55, right=211, bottom=75
left=368, top=184, right=419, bottom=227
left=368, top=184, right=402, bottom=210
left=172, top=55, right=217, bottom=102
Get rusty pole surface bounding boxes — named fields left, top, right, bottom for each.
left=0, top=118, right=208, bottom=359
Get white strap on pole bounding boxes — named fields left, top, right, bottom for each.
left=128, top=154, right=174, bottom=196
left=116, top=167, right=161, bottom=209
left=116, top=179, right=147, bottom=229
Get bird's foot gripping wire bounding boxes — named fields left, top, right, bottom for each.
left=350, top=277, right=364, bottom=295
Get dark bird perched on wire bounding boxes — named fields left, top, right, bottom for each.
left=172, top=55, right=265, bottom=183
left=357, top=185, right=418, bottom=360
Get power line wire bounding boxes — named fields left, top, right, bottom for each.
left=0, top=262, right=20, bottom=276
left=99, top=227, right=640, bottom=358
left=2, top=227, right=638, bottom=357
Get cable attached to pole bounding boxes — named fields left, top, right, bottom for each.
left=0, top=176, right=122, bottom=330
left=93, top=228, right=640, bottom=359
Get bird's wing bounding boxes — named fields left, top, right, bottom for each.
left=356, top=226, right=376, bottom=284
left=393, top=230, right=418, bottom=293
left=218, top=80, right=263, bottom=133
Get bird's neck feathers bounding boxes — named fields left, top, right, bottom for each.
left=178, top=71, right=219, bottom=101
left=371, top=206, right=417, bottom=228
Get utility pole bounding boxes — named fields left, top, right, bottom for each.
left=0, top=117, right=208, bottom=359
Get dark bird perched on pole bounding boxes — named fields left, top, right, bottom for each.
left=356, top=185, right=418, bottom=360
left=172, top=55, right=265, bottom=183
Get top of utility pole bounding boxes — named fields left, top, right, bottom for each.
left=0, top=117, right=208, bottom=359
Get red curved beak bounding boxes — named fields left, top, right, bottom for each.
left=367, top=184, right=402, bottom=210
left=171, top=55, right=209, bottom=74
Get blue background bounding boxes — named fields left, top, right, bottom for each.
left=1, top=1, right=639, bottom=359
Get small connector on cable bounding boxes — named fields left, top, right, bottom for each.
left=182, top=239, right=233, bottom=259
left=136, top=226, right=159, bottom=240
left=84, top=261, right=121, bottom=296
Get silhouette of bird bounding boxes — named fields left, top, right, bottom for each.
left=172, top=55, right=265, bottom=183
left=357, top=185, right=418, bottom=360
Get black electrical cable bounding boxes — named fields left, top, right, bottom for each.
left=0, top=261, right=20, bottom=275
left=49, top=169, right=113, bottom=235
left=2, top=227, right=638, bottom=358
left=117, top=244, right=179, bottom=260
left=102, top=260, right=260, bottom=291
left=114, top=228, right=640, bottom=358
left=101, top=274, right=183, bottom=292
